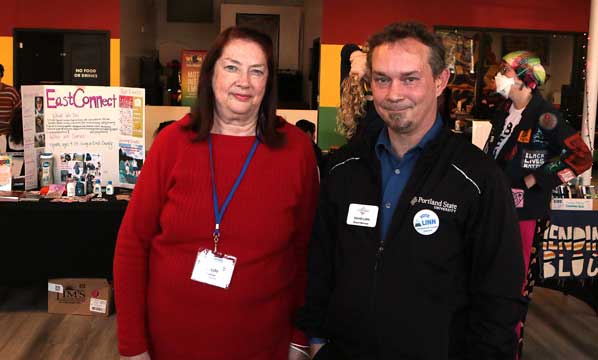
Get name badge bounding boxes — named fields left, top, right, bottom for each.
left=346, top=203, right=378, bottom=228
left=191, top=249, right=237, bottom=289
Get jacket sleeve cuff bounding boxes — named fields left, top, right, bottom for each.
left=533, top=168, right=562, bottom=190
left=116, top=322, right=149, bottom=356
left=291, top=327, right=309, bottom=347
left=510, top=176, right=526, bottom=190
left=118, top=344, right=149, bottom=357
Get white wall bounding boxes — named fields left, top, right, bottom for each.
left=145, top=106, right=318, bottom=150
left=302, top=0, right=322, bottom=108
left=544, top=35, right=574, bottom=104
left=155, top=0, right=222, bottom=66
left=221, top=4, right=302, bottom=70
left=120, top=0, right=158, bottom=87
left=145, top=105, right=191, bottom=150
left=277, top=109, right=318, bottom=135
left=121, top=1, right=312, bottom=105
left=488, top=32, right=574, bottom=101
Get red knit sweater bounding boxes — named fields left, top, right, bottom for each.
left=114, top=115, right=319, bottom=359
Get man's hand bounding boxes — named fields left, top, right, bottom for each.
left=524, top=174, right=536, bottom=189
left=120, top=351, right=150, bottom=360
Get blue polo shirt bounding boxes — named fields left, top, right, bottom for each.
left=375, top=114, right=443, bottom=241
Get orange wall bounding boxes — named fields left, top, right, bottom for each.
left=323, top=0, right=590, bottom=44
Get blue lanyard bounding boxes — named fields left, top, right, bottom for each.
left=208, top=135, right=259, bottom=253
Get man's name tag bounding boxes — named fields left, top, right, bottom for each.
left=191, top=249, right=237, bottom=289
left=346, top=203, right=379, bottom=228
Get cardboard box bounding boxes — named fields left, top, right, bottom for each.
left=551, top=198, right=598, bottom=211
left=48, top=278, right=112, bottom=316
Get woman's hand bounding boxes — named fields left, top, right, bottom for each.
left=524, top=174, right=536, bottom=189
left=120, top=351, right=150, bottom=360
left=310, top=343, right=325, bottom=358
left=289, top=344, right=311, bottom=360
left=349, top=50, right=368, bottom=79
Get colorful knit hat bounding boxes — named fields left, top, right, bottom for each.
left=502, top=51, right=546, bottom=90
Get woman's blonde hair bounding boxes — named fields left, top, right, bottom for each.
left=336, top=45, right=369, bottom=139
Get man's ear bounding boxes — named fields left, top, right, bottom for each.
left=435, top=68, right=450, bottom=97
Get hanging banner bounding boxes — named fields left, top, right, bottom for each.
left=540, top=210, right=598, bottom=280
left=181, top=49, right=207, bottom=107
left=21, top=85, right=145, bottom=190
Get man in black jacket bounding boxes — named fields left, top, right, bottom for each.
left=297, top=22, right=525, bottom=360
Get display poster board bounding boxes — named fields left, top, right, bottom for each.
left=540, top=210, right=598, bottom=280
left=21, top=85, right=145, bottom=190
left=181, top=50, right=206, bottom=107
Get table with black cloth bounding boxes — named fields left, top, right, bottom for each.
left=0, top=198, right=127, bottom=283
left=537, top=209, right=598, bottom=314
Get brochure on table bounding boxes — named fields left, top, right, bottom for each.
left=21, top=85, right=145, bottom=190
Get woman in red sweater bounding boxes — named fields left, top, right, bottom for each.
left=114, top=27, right=319, bottom=360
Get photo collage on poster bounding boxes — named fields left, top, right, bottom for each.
left=59, top=152, right=102, bottom=185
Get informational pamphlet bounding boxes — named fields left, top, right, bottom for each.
left=0, top=155, right=12, bottom=191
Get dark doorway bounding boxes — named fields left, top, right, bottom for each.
left=14, top=31, right=63, bottom=86
left=14, top=29, right=109, bottom=88
left=235, top=14, right=280, bottom=69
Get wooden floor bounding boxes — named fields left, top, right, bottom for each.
left=0, top=284, right=597, bottom=359
left=522, top=287, right=598, bottom=359
left=0, top=284, right=118, bottom=360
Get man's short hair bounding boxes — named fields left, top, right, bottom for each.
left=0, top=64, right=4, bottom=77
left=367, top=22, right=446, bottom=78
left=295, top=119, right=316, bottom=134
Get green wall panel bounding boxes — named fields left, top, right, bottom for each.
left=317, top=106, right=347, bottom=151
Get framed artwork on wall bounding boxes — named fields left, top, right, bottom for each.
left=236, top=13, right=280, bottom=68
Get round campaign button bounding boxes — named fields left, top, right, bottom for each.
left=413, top=209, right=440, bottom=235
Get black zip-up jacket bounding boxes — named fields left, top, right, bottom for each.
left=296, top=124, right=525, bottom=360
left=484, top=92, right=593, bottom=220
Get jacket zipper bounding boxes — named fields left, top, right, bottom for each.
left=374, top=242, right=385, bottom=272
left=370, top=241, right=385, bottom=309
left=368, top=240, right=385, bottom=358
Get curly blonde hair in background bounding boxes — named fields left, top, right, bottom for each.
left=336, top=45, right=369, bottom=139
left=336, top=75, right=368, bottom=138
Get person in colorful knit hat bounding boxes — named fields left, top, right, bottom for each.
left=485, top=50, right=592, bottom=358
left=501, top=50, right=546, bottom=91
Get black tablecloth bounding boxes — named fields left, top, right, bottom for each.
left=2, top=199, right=596, bottom=313
left=538, top=210, right=598, bottom=312
left=0, top=199, right=127, bottom=282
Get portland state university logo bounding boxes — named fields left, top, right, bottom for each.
left=413, top=209, right=440, bottom=235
